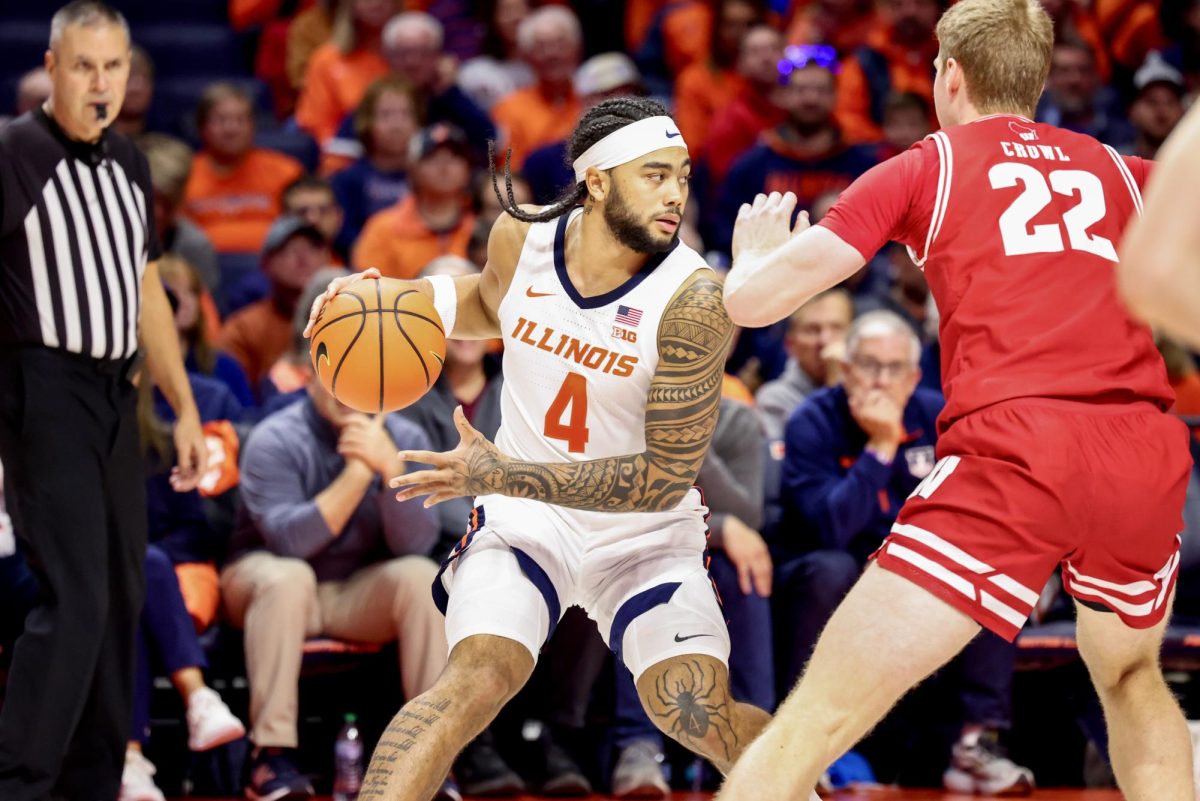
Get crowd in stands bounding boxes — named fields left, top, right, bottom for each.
left=3, top=0, right=1200, bottom=798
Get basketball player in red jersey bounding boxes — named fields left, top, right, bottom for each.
left=1119, top=103, right=1200, bottom=349
left=718, top=0, right=1194, bottom=798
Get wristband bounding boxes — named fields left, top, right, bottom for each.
left=426, top=274, right=457, bottom=338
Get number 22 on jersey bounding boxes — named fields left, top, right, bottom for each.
left=544, top=372, right=589, bottom=453
left=989, top=163, right=1119, bottom=261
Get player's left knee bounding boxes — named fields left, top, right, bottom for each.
left=636, top=657, right=744, bottom=767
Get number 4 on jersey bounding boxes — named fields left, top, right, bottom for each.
left=544, top=373, right=589, bottom=453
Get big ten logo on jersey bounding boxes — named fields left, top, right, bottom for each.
left=510, top=316, right=639, bottom=378
left=612, top=325, right=637, bottom=343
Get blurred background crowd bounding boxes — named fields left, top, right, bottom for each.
left=3, top=0, right=1200, bottom=798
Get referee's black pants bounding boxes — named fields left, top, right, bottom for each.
left=0, top=348, right=146, bottom=801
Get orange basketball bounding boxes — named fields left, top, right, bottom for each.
left=309, top=278, right=446, bottom=413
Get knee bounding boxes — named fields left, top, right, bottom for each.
left=446, top=638, right=531, bottom=713
left=1084, top=650, right=1163, bottom=698
left=379, top=556, right=439, bottom=591
left=255, top=558, right=318, bottom=605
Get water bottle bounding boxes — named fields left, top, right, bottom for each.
left=333, top=713, right=363, bottom=801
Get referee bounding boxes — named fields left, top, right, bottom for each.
left=0, top=3, right=207, bottom=800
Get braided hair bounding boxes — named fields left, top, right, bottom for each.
left=490, top=96, right=671, bottom=224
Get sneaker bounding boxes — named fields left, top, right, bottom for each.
left=943, top=730, right=1035, bottom=796
left=455, top=738, right=525, bottom=796
left=612, top=740, right=670, bottom=799
left=119, top=749, right=166, bottom=801
left=245, top=748, right=315, bottom=801
left=187, top=687, right=246, bottom=752
left=539, top=738, right=591, bottom=796
left=433, top=777, right=463, bottom=801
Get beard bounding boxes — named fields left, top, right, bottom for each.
left=602, top=182, right=679, bottom=254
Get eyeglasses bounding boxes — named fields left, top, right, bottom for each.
left=777, top=45, right=840, bottom=83
left=848, top=357, right=914, bottom=380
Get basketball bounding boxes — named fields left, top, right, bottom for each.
left=309, top=278, right=446, bottom=414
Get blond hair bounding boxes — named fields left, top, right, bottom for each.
left=935, top=0, right=1053, bottom=118
left=138, top=133, right=193, bottom=204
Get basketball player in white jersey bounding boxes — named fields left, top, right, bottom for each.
left=1119, top=103, right=1200, bottom=349
left=305, top=97, right=772, bottom=801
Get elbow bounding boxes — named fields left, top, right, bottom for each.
left=639, top=484, right=691, bottom=513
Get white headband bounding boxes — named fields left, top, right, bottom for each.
left=572, top=116, right=689, bottom=183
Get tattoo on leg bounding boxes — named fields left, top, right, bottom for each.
left=360, top=697, right=453, bottom=800
left=645, top=660, right=737, bottom=761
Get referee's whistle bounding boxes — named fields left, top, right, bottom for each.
left=95, top=103, right=108, bottom=121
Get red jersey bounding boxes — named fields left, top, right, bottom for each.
left=819, top=114, right=1173, bottom=431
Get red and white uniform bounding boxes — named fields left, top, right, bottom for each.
left=819, top=114, right=1192, bottom=639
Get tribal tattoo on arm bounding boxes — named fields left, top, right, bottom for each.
left=455, top=273, right=732, bottom=513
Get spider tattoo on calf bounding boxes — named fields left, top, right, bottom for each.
left=647, top=659, right=737, bottom=760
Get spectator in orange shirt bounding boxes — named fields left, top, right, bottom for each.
left=219, top=216, right=331, bottom=389
left=295, top=0, right=398, bottom=145
left=352, top=123, right=476, bottom=279
left=491, top=6, right=584, bottom=169
left=287, top=0, right=336, bottom=92
left=673, top=0, right=765, bottom=156
left=704, top=24, right=786, bottom=185
left=833, top=0, right=941, bottom=143
left=282, top=175, right=347, bottom=263
left=784, top=0, right=877, bottom=56
left=183, top=83, right=306, bottom=255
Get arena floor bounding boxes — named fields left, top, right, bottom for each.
left=184, top=791, right=1124, bottom=800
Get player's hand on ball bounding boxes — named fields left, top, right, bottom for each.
left=390, top=406, right=508, bottom=507
left=731, top=191, right=809, bottom=262
left=303, top=267, right=381, bottom=339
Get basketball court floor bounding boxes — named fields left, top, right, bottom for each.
left=183, top=791, right=1123, bottom=800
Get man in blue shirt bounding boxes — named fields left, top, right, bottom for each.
left=219, top=375, right=450, bottom=801
left=775, top=311, right=1033, bottom=794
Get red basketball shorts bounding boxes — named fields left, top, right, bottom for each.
left=874, top=398, right=1192, bottom=640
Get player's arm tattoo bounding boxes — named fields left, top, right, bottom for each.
left=461, top=273, right=732, bottom=513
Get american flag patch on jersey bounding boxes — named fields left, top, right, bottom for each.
left=615, top=305, right=643, bottom=327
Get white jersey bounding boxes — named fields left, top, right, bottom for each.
left=475, top=208, right=712, bottom=548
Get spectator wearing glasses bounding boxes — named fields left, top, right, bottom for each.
left=773, top=311, right=1033, bottom=794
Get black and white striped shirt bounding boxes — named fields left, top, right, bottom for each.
left=0, top=108, right=161, bottom=361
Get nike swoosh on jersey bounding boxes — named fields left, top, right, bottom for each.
left=673, top=632, right=714, bottom=642
left=526, top=286, right=555, bottom=298
left=665, top=129, right=682, bottom=138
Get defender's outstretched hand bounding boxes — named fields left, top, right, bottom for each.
left=731, top=191, right=808, bottom=262
left=302, top=267, right=381, bottom=338
left=390, top=406, right=508, bottom=507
